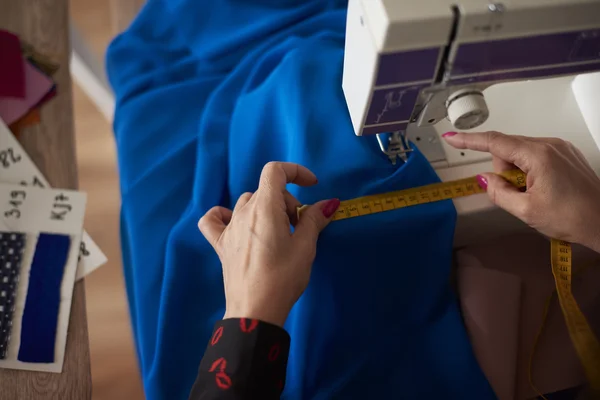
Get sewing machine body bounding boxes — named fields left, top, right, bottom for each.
left=343, top=0, right=600, bottom=245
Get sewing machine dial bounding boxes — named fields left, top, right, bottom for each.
left=445, top=89, right=490, bottom=130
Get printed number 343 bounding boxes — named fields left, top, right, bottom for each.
left=5, top=190, right=26, bottom=219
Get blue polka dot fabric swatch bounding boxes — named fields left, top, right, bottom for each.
left=0, top=232, right=26, bottom=360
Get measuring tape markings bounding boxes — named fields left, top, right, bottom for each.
left=551, top=239, right=600, bottom=390
left=299, top=170, right=599, bottom=391
left=327, top=170, right=525, bottom=222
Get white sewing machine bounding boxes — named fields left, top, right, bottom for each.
left=343, top=0, right=600, bottom=245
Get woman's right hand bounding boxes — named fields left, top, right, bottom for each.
left=443, top=131, right=600, bottom=253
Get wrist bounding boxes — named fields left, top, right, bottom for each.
left=223, top=306, right=289, bottom=328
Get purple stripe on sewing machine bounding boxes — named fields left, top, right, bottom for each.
left=361, top=122, right=409, bottom=136
left=451, top=29, right=600, bottom=76
left=375, top=47, right=441, bottom=86
left=449, top=60, right=600, bottom=86
left=365, top=85, right=423, bottom=126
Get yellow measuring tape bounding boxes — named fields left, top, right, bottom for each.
left=550, top=240, right=600, bottom=393
left=300, top=170, right=600, bottom=393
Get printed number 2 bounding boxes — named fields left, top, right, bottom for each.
left=80, top=242, right=90, bottom=256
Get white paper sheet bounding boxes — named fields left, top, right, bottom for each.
left=0, top=183, right=86, bottom=372
left=0, top=119, right=107, bottom=279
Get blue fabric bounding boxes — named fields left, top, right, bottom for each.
left=19, top=233, right=70, bottom=363
left=106, top=1, right=495, bottom=399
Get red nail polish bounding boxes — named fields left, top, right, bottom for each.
left=442, top=131, right=458, bottom=138
left=322, top=199, right=340, bottom=218
left=476, top=175, right=488, bottom=190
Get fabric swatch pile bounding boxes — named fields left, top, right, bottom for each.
left=0, top=29, right=59, bottom=136
left=0, top=121, right=88, bottom=373
left=0, top=30, right=106, bottom=373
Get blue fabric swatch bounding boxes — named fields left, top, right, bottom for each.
left=18, top=233, right=70, bottom=363
left=106, top=1, right=495, bottom=399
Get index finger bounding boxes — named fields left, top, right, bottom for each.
left=258, top=162, right=318, bottom=194
left=443, top=131, right=529, bottom=169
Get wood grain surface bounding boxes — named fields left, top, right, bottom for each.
left=109, top=0, right=146, bottom=33
left=0, top=0, right=92, bottom=399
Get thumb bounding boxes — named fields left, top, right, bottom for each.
left=294, top=199, right=340, bottom=241
left=479, top=173, right=529, bottom=218
left=198, top=206, right=233, bottom=250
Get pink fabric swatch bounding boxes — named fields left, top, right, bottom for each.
left=0, top=30, right=26, bottom=99
left=0, top=61, right=55, bottom=125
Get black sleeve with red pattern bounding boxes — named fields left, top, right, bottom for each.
left=188, top=318, right=291, bottom=400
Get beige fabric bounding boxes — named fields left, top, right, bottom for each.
left=456, top=233, right=600, bottom=399
left=458, top=266, right=521, bottom=400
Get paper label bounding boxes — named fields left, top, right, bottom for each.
left=0, top=184, right=86, bottom=234
left=0, top=120, right=107, bottom=279
left=0, top=183, right=86, bottom=372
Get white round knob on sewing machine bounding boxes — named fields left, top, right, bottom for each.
left=446, top=89, right=490, bottom=130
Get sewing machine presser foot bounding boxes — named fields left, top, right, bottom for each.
left=376, top=131, right=413, bottom=165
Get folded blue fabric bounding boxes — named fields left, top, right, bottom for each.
left=106, top=1, right=495, bottom=398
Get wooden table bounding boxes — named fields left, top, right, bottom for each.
left=0, top=1, right=92, bottom=399
left=110, top=0, right=146, bottom=34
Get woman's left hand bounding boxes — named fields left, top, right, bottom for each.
left=198, top=162, right=340, bottom=327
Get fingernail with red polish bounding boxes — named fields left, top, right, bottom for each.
left=322, top=199, right=341, bottom=218
left=476, top=175, right=488, bottom=190
left=442, top=131, right=458, bottom=138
